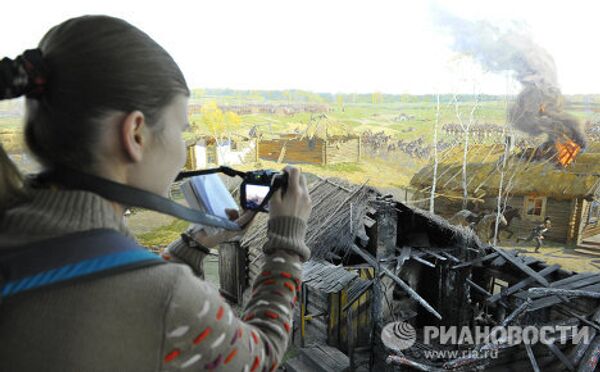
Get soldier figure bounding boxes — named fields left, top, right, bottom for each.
left=517, top=217, right=551, bottom=252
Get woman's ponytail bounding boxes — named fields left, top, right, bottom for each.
left=0, top=50, right=44, bottom=211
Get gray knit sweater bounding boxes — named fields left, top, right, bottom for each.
left=0, top=188, right=309, bottom=372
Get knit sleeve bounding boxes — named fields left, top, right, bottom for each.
left=159, top=218, right=306, bottom=371
left=162, top=236, right=208, bottom=278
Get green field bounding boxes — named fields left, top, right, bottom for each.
left=3, top=92, right=599, bottom=254
left=2, top=92, right=598, bottom=190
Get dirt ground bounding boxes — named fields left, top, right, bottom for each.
left=498, top=241, right=600, bottom=273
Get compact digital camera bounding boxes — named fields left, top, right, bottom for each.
left=240, top=169, right=288, bottom=212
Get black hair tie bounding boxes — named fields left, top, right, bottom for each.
left=0, top=49, right=47, bottom=100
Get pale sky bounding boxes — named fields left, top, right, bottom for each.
left=1, top=0, right=599, bottom=95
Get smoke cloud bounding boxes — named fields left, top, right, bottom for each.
left=431, top=5, right=586, bottom=148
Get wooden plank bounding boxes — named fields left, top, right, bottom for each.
left=521, top=255, right=540, bottom=265
left=500, top=298, right=531, bottom=326
left=554, top=274, right=600, bottom=290
left=491, top=255, right=507, bottom=267
left=420, top=249, right=447, bottom=261
left=546, top=343, right=575, bottom=371
left=466, top=278, right=493, bottom=297
left=526, top=282, right=600, bottom=311
left=524, top=344, right=540, bottom=372
left=396, top=246, right=411, bottom=273
left=349, top=244, right=442, bottom=320
left=486, top=264, right=561, bottom=304
left=440, top=251, right=461, bottom=263
left=528, top=287, right=600, bottom=299
left=578, top=334, right=600, bottom=372
left=490, top=247, right=550, bottom=286
left=451, top=252, right=499, bottom=270
left=570, top=308, right=600, bottom=366
left=412, top=255, right=436, bottom=268
left=548, top=272, right=596, bottom=288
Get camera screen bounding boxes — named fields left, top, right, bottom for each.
left=245, top=184, right=271, bottom=210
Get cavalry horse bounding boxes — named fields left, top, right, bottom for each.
left=448, top=209, right=484, bottom=228
left=494, top=206, right=521, bottom=243
left=449, top=206, right=520, bottom=244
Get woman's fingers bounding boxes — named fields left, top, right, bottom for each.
left=271, top=188, right=283, bottom=205
left=225, top=208, right=239, bottom=221
left=284, top=166, right=300, bottom=193
left=237, top=209, right=257, bottom=227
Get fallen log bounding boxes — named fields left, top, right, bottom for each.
left=528, top=287, right=600, bottom=300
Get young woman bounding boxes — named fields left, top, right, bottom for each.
left=0, top=15, right=312, bottom=371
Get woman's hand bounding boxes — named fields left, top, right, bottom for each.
left=269, top=166, right=312, bottom=222
left=191, top=208, right=256, bottom=248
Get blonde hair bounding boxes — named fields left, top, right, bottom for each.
left=0, top=144, right=26, bottom=210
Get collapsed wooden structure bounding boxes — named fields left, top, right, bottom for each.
left=218, top=177, right=600, bottom=371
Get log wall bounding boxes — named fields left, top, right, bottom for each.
left=482, top=196, right=572, bottom=243
left=258, top=138, right=325, bottom=165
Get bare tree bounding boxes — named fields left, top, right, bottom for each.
left=429, top=93, right=440, bottom=214
left=453, top=93, right=480, bottom=209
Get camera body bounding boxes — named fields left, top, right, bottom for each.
left=240, top=169, right=287, bottom=212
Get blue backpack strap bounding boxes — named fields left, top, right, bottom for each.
left=0, top=229, right=165, bottom=301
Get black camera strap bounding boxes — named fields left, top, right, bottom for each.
left=34, top=168, right=242, bottom=231
left=177, top=166, right=285, bottom=213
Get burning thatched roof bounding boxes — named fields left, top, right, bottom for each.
left=410, top=144, right=600, bottom=201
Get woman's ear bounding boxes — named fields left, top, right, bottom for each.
left=120, top=110, right=147, bottom=163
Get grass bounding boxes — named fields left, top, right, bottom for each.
left=136, top=218, right=188, bottom=248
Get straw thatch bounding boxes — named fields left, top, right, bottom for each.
left=410, top=144, right=600, bottom=200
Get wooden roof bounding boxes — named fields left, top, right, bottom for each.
left=410, top=144, right=600, bottom=200
left=302, top=260, right=361, bottom=293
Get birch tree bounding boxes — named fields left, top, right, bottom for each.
left=429, top=93, right=440, bottom=214
left=453, top=93, right=480, bottom=209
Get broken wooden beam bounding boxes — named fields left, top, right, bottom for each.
left=385, top=354, right=445, bottom=372
left=524, top=344, right=540, bottom=372
left=578, top=334, right=600, bottom=372
left=395, top=246, right=411, bottom=273
left=466, top=278, right=493, bottom=297
left=500, top=298, right=531, bottom=327
left=570, top=308, right=600, bottom=366
left=451, top=252, right=499, bottom=270
left=528, top=287, right=600, bottom=300
left=412, top=255, right=436, bottom=268
left=465, top=278, right=509, bottom=308
left=490, top=247, right=549, bottom=286
left=440, top=251, right=461, bottom=263
left=546, top=343, right=575, bottom=371
left=420, top=249, right=447, bottom=261
left=349, top=244, right=443, bottom=320
left=382, top=266, right=442, bottom=320
left=549, top=272, right=597, bottom=288
left=486, top=264, right=560, bottom=304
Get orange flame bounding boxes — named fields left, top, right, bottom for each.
left=555, top=138, right=580, bottom=167
left=539, top=104, right=546, bottom=114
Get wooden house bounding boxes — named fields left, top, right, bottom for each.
left=410, top=144, right=600, bottom=247
left=258, top=134, right=361, bottom=165
left=184, top=136, right=258, bottom=170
